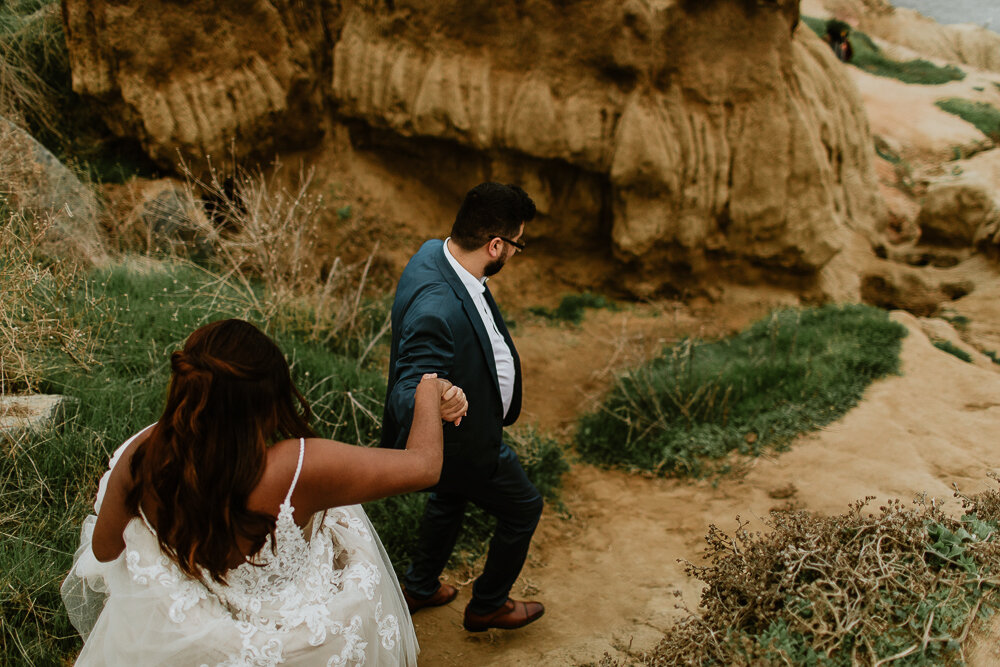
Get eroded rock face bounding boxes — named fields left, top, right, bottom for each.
left=62, top=0, right=328, bottom=166
left=62, top=0, right=885, bottom=292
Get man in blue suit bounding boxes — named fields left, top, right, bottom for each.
left=380, top=182, right=545, bottom=632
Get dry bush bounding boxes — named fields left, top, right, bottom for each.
left=0, top=207, right=96, bottom=393
left=0, top=1, right=64, bottom=138
left=639, top=484, right=1000, bottom=666
left=175, top=157, right=385, bottom=349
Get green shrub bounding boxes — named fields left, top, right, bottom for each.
left=801, top=16, right=965, bottom=85
left=935, top=98, right=1000, bottom=141
left=529, top=291, right=617, bottom=325
left=932, top=338, right=973, bottom=363
left=940, top=313, right=971, bottom=330
left=368, top=424, right=569, bottom=573
left=576, top=304, right=906, bottom=477
left=639, top=487, right=1000, bottom=665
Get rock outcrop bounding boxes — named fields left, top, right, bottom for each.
left=62, top=0, right=886, bottom=293
left=61, top=0, right=328, bottom=167
left=917, top=178, right=1000, bottom=247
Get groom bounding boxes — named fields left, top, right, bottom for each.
left=380, top=182, right=545, bottom=632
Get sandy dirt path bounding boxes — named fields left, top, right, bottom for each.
left=407, top=308, right=1000, bottom=666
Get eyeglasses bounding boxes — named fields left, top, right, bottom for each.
left=496, top=236, right=525, bottom=253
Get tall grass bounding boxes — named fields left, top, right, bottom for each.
left=0, top=0, right=66, bottom=138
left=576, top=304, right=907, bottom=476
left=176, top=158, right=387, bottom=351
left=0, top=0, right=154, bottom=181
left=0, top=207, right=96, bottom=394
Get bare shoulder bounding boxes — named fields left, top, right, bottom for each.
left=106, top=424, right=155, bottom=491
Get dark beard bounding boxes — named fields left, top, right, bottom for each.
left=483, top=257, right=505, bottom=277
left=483, top=245, right=510, bottom=277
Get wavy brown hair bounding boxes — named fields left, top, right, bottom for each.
left=126, top=319, right=316, bottom=583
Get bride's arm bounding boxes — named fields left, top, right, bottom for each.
left=293, top=374, right=450, bottom=511
left=91, top=427, right=154, bottom=562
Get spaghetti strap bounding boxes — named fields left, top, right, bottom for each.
left=283, top=438, right=306, bottom=506
left=138, top=506, right=157, bottom=535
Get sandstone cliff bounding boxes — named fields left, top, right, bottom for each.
left=61, top=0, right=886, bottom=294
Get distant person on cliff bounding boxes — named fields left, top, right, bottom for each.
left=380, top=182, right=546, bottom=632
left=825, top=19, right=855, bottom=62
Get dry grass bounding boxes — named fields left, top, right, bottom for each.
left=629, top=483, right=1000, bottom=666
left=0, top=208, right=96, bottom=394
left=0, top=2, right=64, bottom=138
left=172, top=157, right=386, bottom=348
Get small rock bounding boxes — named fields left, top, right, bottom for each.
left=0, top=394, right=75, bottom=436
left=768, top=484, right=798, bottom=500
left=917, top=178, right=1000, bottom=247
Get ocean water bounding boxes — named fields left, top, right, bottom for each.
left=890, top=0, right=1000, bottom=33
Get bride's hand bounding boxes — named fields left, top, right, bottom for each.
left=422, top=374, right=467, bottom=427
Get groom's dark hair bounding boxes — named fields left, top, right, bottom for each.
left=450, top=182, right=536, bottom=251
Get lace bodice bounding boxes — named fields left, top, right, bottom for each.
left=62, top=432, right=418, bottom=666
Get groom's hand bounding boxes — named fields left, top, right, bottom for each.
left=438, top=379, right=468, bottom=427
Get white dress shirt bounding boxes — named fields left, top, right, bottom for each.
left=442, top=238, right=515, bottom=417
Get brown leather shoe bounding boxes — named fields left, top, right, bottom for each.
left=463, top=598, right=545, bottom=632
left=402, top=583, right=458, bottom=614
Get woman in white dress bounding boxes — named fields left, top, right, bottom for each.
left=61, top=318, right=467, bottom=665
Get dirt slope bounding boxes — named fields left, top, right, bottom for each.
left=405, top=299, right=1000, bottom=665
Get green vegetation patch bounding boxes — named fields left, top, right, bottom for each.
left=932, top=338, right=973, bottom=363
left=801, top=16, right=966, bottom=85
left=935, top=98, right=1000, bottom=141
left=637, top=488, right=1000, bottom=665
left=528, top=291, right=618, bottom=325
left=576, top=304, right=906, bottom=477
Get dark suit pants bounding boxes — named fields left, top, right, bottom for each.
left=403, top=442, right=544, bottom=615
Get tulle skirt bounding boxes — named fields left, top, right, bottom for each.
left=61, top=434, right=418, bottom=666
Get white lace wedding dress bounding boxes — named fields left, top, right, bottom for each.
left=61, top=430, right=419, bottom=666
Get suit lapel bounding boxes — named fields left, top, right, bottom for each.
left=431, top=245, right=503, bottom=398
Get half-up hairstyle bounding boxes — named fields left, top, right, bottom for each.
left=126, top=319, right=316, bottom=583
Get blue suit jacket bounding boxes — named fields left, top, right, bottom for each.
left=380, top=240, right=522, bottom=481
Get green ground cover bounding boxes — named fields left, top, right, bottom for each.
left=935, top=98, right=1000, bottom=142
left=527, top=292, right=618, bottom=325
left=576, top=304, right=907, bottom=477
left=933, top=338, right=973, bottom=363
left=801, top=16, right=965, bottom=85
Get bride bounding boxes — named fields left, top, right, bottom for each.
left=61, top=318, right=467, bottom=665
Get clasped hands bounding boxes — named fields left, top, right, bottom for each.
left=421, top=373, right=468, bottom=426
